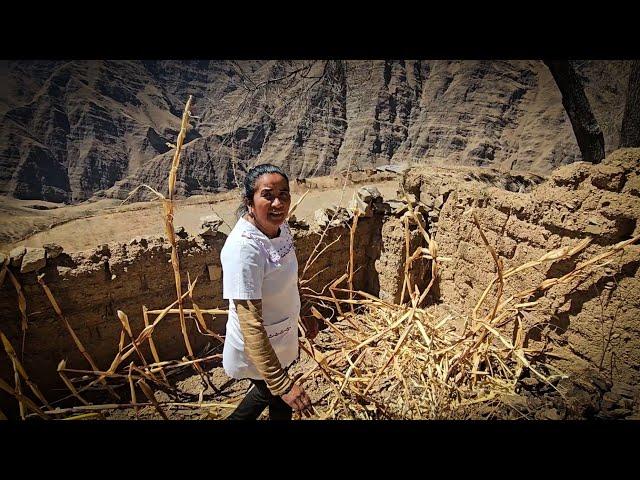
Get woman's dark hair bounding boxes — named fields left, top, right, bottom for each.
left=236, top=163, right=289, bottom=218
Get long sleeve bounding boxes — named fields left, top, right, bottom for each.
left=235, top=299, right=294, bottom=396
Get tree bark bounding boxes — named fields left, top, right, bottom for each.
left=620, top=60, right=640, bottom=148
left=544, top=60, right=605, bottom=163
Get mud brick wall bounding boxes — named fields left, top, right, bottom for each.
left=402, top=148, right=640, bottom=385
left=0, top=214, right=385, bottom=409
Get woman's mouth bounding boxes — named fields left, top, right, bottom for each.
left=269, top=211, right=285, bottom=219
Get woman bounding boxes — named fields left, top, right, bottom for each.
left=221, top=164, right=318, bottom=420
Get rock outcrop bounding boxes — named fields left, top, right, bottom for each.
left=0, top=60, right=632, bottom=203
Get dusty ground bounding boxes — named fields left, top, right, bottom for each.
left=101, top=313, right=640, bottom=421
left=0, top=174, right=397, bottom=253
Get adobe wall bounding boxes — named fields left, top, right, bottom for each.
left=0, top=214, right=384, bottom=409
left=401, top=149, right=640, bottom=385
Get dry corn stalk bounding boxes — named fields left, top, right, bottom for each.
left=348, top=211, right=360, bottom=312
left=400, top=186, right=440, bottom=306
left=164, top=96, right=196, bottom=361
left=142, top=306, right=169, bottom=384
left=187, top=274, right=226, bottom=344
left=135, top=284, right=195, bottom=345
left=37, top=274, right=120, bottom=401
left=144, top=307, right=228, bottom=315
left=287, top=189, right=310, bottom=220
left=137, top=378, right=169, bottom=420
left=301, top=154, right=356, bottom=281
left=0, top=330, right=50, bottom=408
left=119, top=96, right=199, bottom=362
left=14, top=361, right=25, bottom=420
left=0, top=259, right=8, bottom=289
left=0, top=376, right=48, bottom=420
left=471, top=211, right=504, bottom=325
left=128, top=362, right=139, bottom=418
left=57, top=359, right=90, bottom=406
left=7, top=269, right=27, bottom=332
left=117, top=310, right=150, bottom=369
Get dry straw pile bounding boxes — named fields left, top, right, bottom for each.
left=296, top=203, right=639, bottom=419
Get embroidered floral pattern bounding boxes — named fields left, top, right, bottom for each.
left=240, top=221, right=294, bottom=265
left=274, top=223, right=294, bottom=259
left=267, top=324, right=292, bottom=339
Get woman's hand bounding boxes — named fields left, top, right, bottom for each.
left=301, top=316, right=319, bottom=340
left=281, top=383, right=313, bottom=417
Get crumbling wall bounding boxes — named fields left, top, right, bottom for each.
left=294, top=216, right=384, bottom=308
left=375, top=216, right=431, bottom=304
left=0, top=233, right=225, bottom=405
left=402, top=148, right=640, bottom=386
left=0, top=213, right=384, bottom=410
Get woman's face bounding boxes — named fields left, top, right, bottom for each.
left=249, top=173, right=291, bottom=236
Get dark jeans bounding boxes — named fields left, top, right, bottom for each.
left=227, top=379, right=293, bottom=420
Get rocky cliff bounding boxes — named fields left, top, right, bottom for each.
left=0, top=60, right=632, bottom=203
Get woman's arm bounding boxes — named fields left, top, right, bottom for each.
left=235, top=300, right=313, bottom=415
left=235, top=299, right=293, bottom=396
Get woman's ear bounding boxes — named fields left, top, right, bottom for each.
left=244, top=198, right=254, bottom=216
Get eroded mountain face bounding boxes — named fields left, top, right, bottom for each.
left=0, top=60, right=631, bottom=203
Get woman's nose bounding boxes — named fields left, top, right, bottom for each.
left=272, top=197, right=283, bottom=207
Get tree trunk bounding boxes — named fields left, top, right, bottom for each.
left=620, top=60, right=640, bottom=148
left=544, top=60, right=605, bottom=163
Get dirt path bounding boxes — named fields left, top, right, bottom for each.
left=1, top=181, right=398, bottom=253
